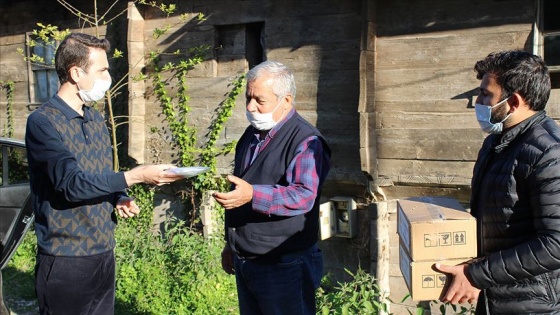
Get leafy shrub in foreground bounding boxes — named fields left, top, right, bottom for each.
left=316, top=268, right=390, bottom=315
left=114, top=185, right=238, bottom=315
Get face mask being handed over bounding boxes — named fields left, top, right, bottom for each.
left=474, top=97, right=511, bottom=134
left=77, top=69, right=112, bottom=102
left=246, top=99, right=285, bottom=131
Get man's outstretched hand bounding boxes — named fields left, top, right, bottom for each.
left=212, top=175, right=253, bottom=210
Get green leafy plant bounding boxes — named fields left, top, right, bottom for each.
left=16, top=23, right=70, bottom=67
left=149, top=53, right=244, bottom=227
left=113, top=184, right=238, bottom=314
left=3, top=185, right=238, bottom=315
left=0, top=81, right=28, bottom=182
left=316, top=268, right=390, bottom=315
left=151, top=57, right=203, bottom=168
left=0, top=80, right=15, bottom=138
left=196, top=75, right=245, bottom=192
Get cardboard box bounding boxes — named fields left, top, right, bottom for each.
left=397, top=196, right=477, bottom=261
left=399, top=245, right=470, bottom=301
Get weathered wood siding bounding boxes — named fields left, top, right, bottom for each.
left=364, top=1, right=543, bottom=313
left=363, top=0, right=537, bottom=204
left=0, top=0, right=368, bottom=288
left=134, top=1, right=368, bottom=283
left=2, top=1, right=558, bottom=313
left=135, top=1, right=365, bottom=194
left=0, top=33, right=28, bottom=139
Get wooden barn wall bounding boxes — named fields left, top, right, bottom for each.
left=138, top=0, right=366, bottom=196
left=0, top=32, right=28, bottom=139
left=0, top=0, right=65, bottom=139
left=367, top=0, right=536, bottom=203
left=365, top=2, right=541, bottom=313
left=137, top=0, right=370, bottom=283
left=0, top=0, right=366, bottom=198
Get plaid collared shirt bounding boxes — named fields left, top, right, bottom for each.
left=243, top=109, right=330, bottom=216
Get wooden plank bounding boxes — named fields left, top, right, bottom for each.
left=0, top=34, right=25, bottom=46
left=144, top=76, right=235, bottom=103
left=143, top=26, right=215, bottom=56
left=266, top=13, right=361, bottom=48
left=375, top=68, right=481, bottom=102
left=0, top=42, right=29, bottom=83
left=267, top=45, right=360, bottom=73
left=381, top=185, right=472, bottom=205
left=377, top=159, right=475, bottom=187
left=295, top=70, right=359, bottom=107
left=548, top=89, right=560, bottom=119
left=375, top=0, right=533, bottom=37
left=376, top=111, right=480, bottom=129
left=376, top=24, right=531, bottom=70
left=376, top=129, right=485, bottom=160
left=376, top=100, right=475, bottom=113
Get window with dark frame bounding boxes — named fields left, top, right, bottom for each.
left=215, top=22, right=265, bottom=75
left=27, top=35, right=59, bottom=107
left=0, top=145, right=28, bottom=186
left=543, top=0, right=560, bottom=88
left=245, top=22, right=265, bottom=69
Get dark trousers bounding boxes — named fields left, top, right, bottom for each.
left=234, top=244, right=323, bottom=315
left=35, top=250, right=115, bottom=315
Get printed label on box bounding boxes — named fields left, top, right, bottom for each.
left=422, top=231, right=466, bottom=247
left=421, top=274, right=447, bottom=288
left=453, top=231, right=467, bottom=245
left=397, top=197, right=477, bottom=261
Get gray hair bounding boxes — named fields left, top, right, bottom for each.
left=246, top=60, right=296, bottom=103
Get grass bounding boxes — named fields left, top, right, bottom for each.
left=3, top=231, right=38, bottom=314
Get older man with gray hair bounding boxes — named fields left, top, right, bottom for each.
left=213, top=60, right=331, bottom=315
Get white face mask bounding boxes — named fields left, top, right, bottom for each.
left=77, top=69, right=111, bottom=102
left=474, top=97, right=511, bottom=134
left=246, top=99, right=284, bottom=131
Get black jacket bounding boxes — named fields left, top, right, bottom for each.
left=468, top=111, right=560, bottom=314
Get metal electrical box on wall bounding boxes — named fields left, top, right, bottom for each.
left=319, top=196, right=358, bottom=240
left=330, top=196, right=357, bottom=238
left=319, top=201, right=335, bottom=240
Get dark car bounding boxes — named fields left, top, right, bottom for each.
left=0, top=137, right=33, bottom=315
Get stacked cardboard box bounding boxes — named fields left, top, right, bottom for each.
left=397, top=196, right=477, bottom=301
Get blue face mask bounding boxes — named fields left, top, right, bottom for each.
left=474, top=97, right=511, bottom=134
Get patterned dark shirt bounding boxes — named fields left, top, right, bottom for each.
left=26, top=94, right=128, bottom=256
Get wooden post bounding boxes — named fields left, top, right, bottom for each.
left=127, top=1, right=146, bottom=164
left=370, top=201, right=391, bottom=315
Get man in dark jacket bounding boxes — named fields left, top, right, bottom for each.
left=436, top=50, right=560, bottom=314
left=213, top=60, right=331, bottom=315
left=26, top=33, right=183, bottom=315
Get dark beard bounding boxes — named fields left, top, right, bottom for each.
left=490, top=102, right=509, bottom=123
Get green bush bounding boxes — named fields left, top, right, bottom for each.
left=317, top=268, right=390, bottom=315
left=113, top=184, right=238, bottom=314
left=5, top=185, right=400, bottom=315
